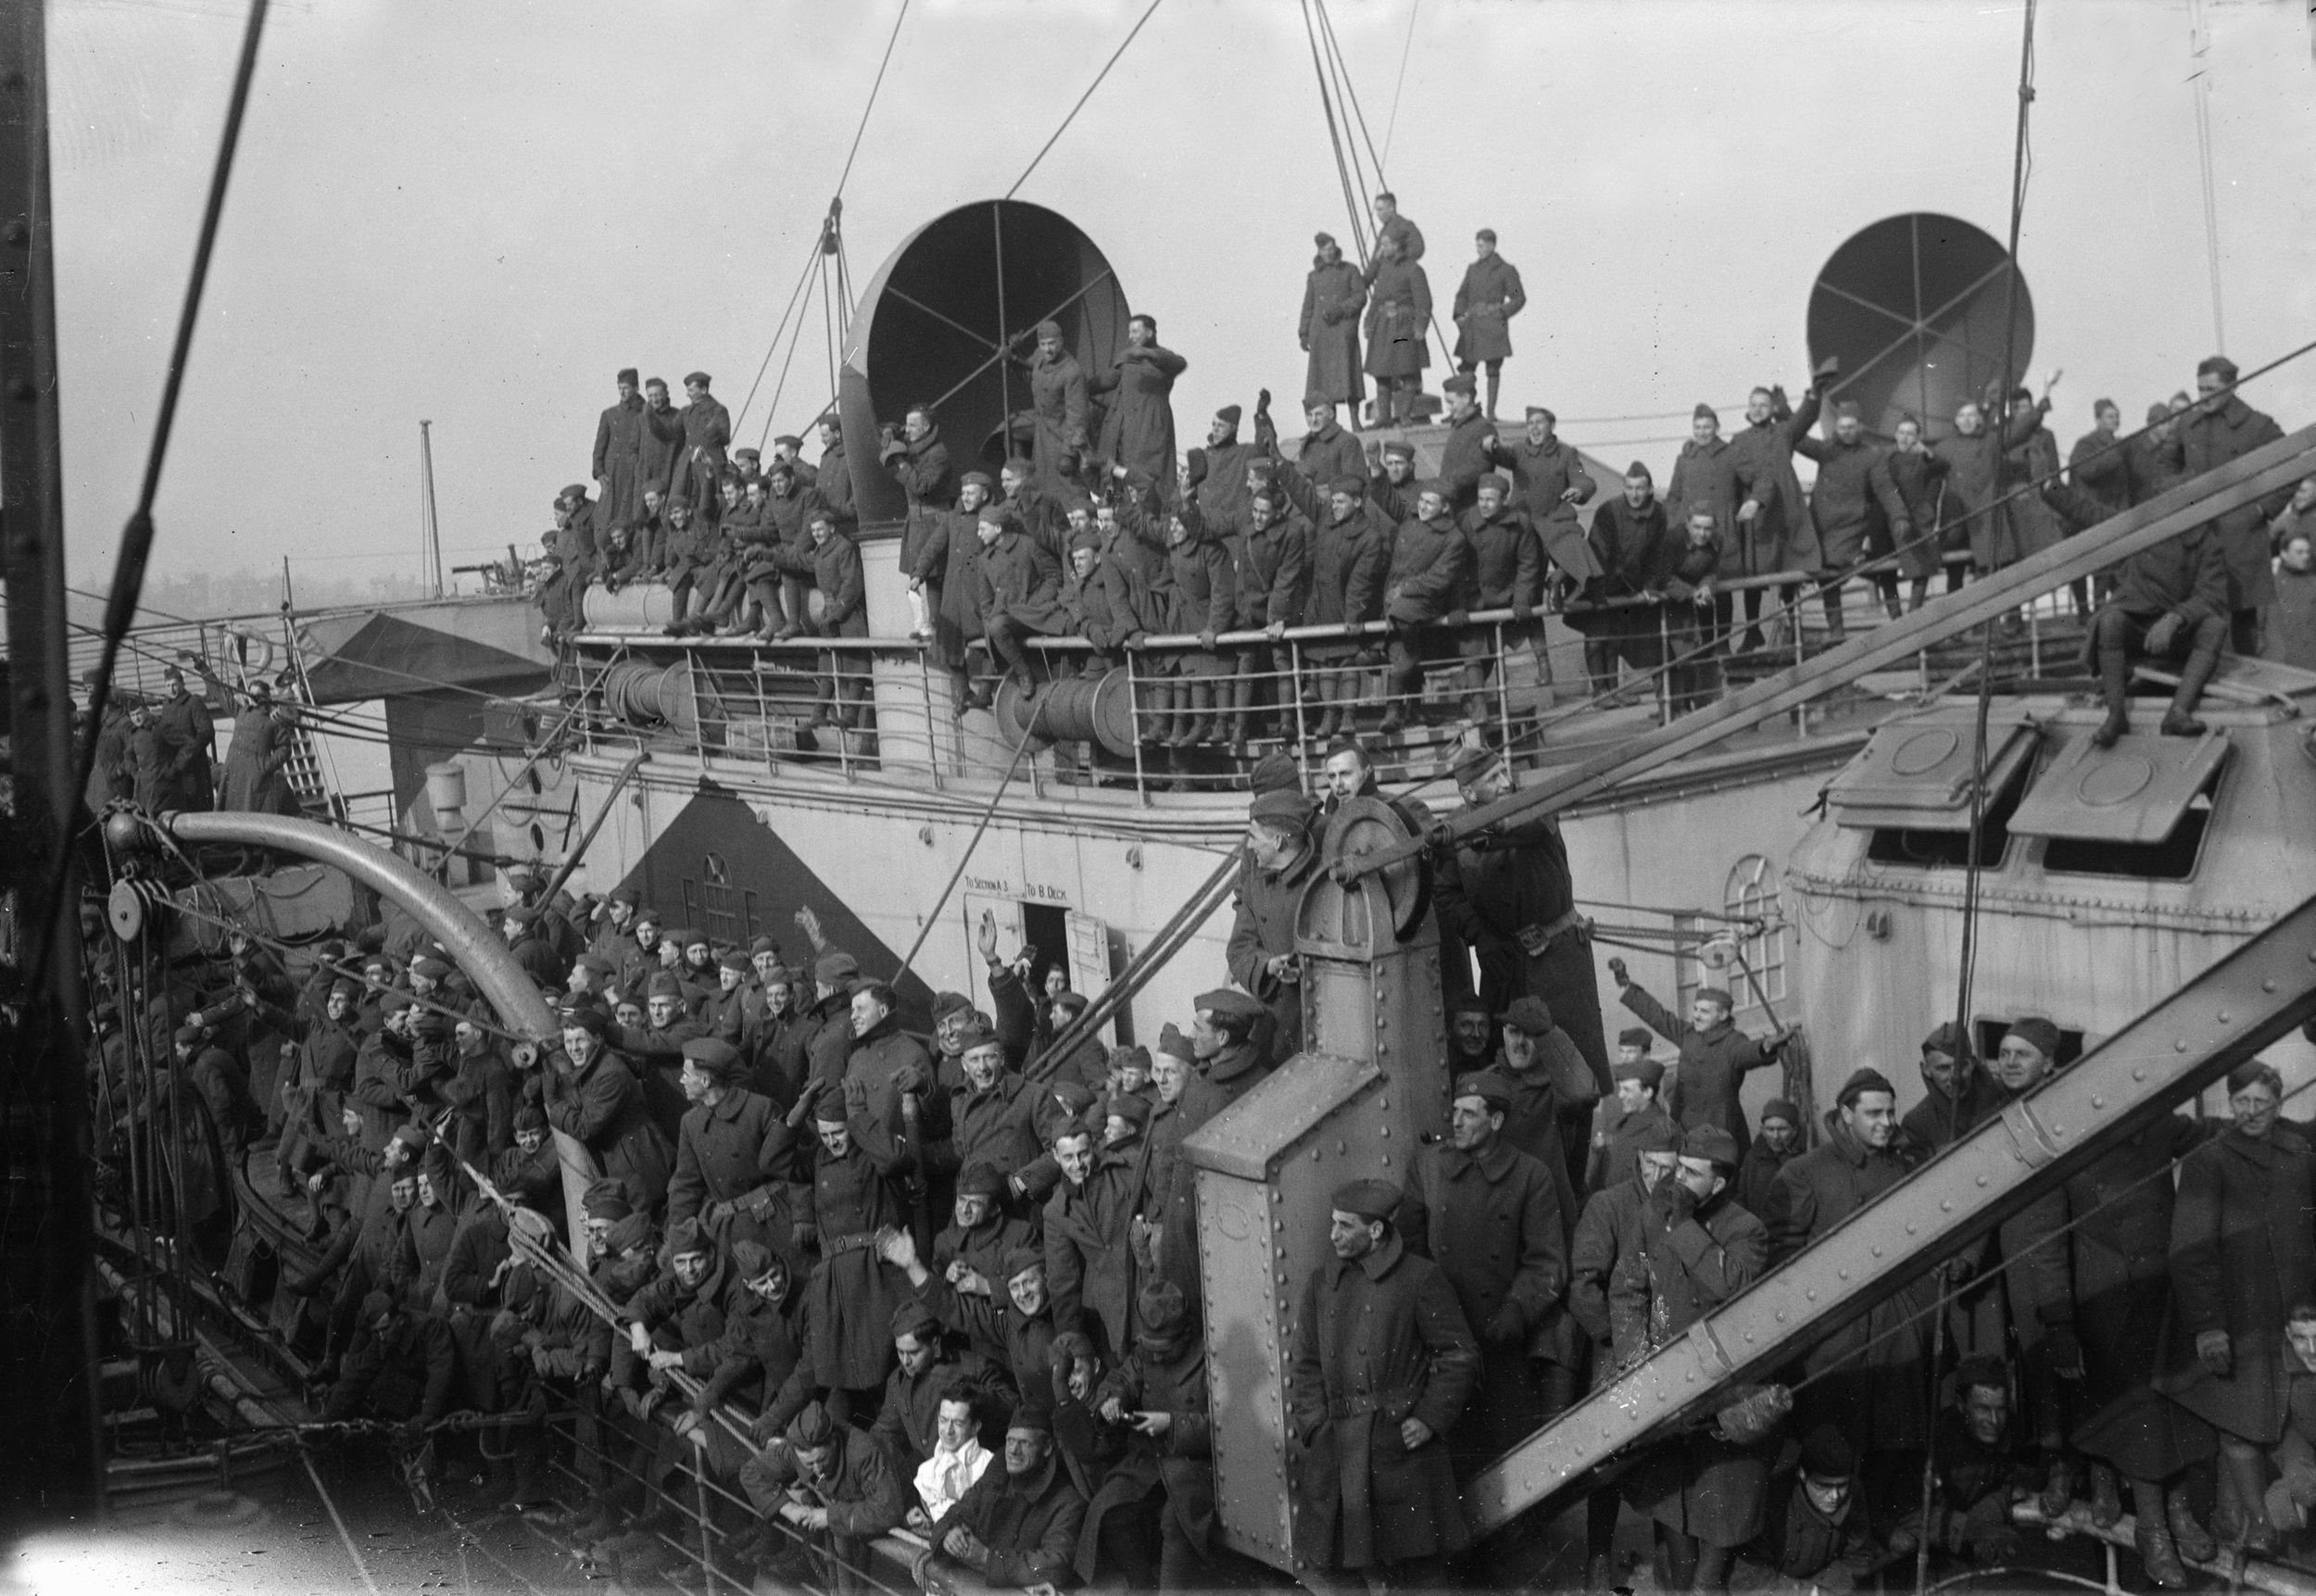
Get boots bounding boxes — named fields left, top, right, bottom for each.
left=2041, top=1453, right=2078, bottom=1518
left=1484, top=366, right=1501, bottom=421
left=2169, top=1483, right=2217, bottom=1562
left=1227, top=672, right=1253, bottom=759
left=2136, top=1521, right=2191, bottom=1589
left=2161, top=632, right=2222, bottom=736
left=2088, top=1462, right=2122, bottom=1527
left=1312, top=675, right=1341, bottom=741
left=2092, top=624, right=2133, bottom=748
left=1171, top=684, right=1212, bottom=746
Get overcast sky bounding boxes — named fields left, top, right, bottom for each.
left=45, top=0, right=2316, bottom=591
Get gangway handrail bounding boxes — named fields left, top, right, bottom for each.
left=1466, top=889, right=2316, bottom=1530
left=1349, top=421, right=2316, bottom=880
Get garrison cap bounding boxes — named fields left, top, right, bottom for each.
left=1800, top=1424, right=1856, bottom=1480
left=733, top=1239, right=779, bottom=1282
left=1442, top=373, right=1477, bottom=396
left=1138, top=1279, right=1189, bottom=1335
left=1476, top=227, right=1497, bottom=244
left=932, top=990, right=975, bottom=1020
left=1034, top=320, right=1064, bottom=343
left=1330, top=474, right=1368, bottom=498
left=1330, top=1178, right=1402, bottom=1222
left=1454, top=1073, right=1515, bottom=1112
left=647, top=972, right=683, bottom=999
left=1617, top=1026, right=1654, bottom=1048
left=560, top=1004, right=611, bottom=1038
left=683, top=371, right=711, bottom=387
left=890, top=1299, right=940, bottom=1340
left=1629, top=1119, right=1683, bottom=1155
left=680, top=1037, right=743, bottom=1082
left=1248, top=750, right=1303, bottom=795
left=1050, top=1081, right=1098, bottom=1116
left=1380, top=440, right=1415, bottom=462
left=1694, top=986, right=1734, bottom=1009
left=954, top=1017, right=1001, bottom=1053
left=513, top=1102, right=548, bottom=1133
left=787, top=1401, right=839, bottom=1449
left=815, top=949, right=860, bottom=986
left=584, top=1177, right=634, bottom=1220
left=956, top=1161, right=1007, bottom=1199
left=749, top=934, right=779, bottom=955
left=1921, top=1020, right=1974, bottom=1060
left=1693, top=403, right=1718, bottom=423
left=1215, top=404, right=1242, bottom=426
left=1836, top=1067, right=1896, bottom=1106
left=1249, top=787, right=1315, bottom=831
left=1614, top=1056, right=1666, bottom=1089
left=1303, top=390, right=1335, bottom=409
left=1105, top=1093, right=1152, bottom=1128
left=1003, top=1246, right=1046, bottom=1281
left=1758, top=1098, right=1802, bottom=1128
left=1684, top=1125, right=1741, bottom=1170
left=1195, top=988, right=1265, bottom=1024
left=573, top=951, right=615, bottom=976
left=1477, top=472, right=1511, bottom=496
left=1314, top=231, right=1336, bottom=248
left=1502, top=995, right=1554, bottom=1037
left=604, top=1212, right=654, bottom=1253
left=718, top=949, right=750, bottom=972
left=410, top=956, right=452, bottom=981
left=680, top=928, right=711, bottom=950
left=1524, top=406, right=1555, bottom=422
left=2004, top=1016, right=2062, bottom=1061
left=616, top=367, right=638, bottom=385
left=1155, top=1023, right=1196, bottom=1065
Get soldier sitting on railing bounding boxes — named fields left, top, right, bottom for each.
left=657, top=500, right=714, bottom=632
left=742, top=1398, right=911, bottom=1593
left=1378, top=479, right=1476, bottom=734
left=1577, top=460, right=1678, bottom=699
left=1454, top=471, right=1546, bottom=722
left=1061, top=524, right=1145, bottom=673
left=1224, top=479, right=1312, bottom=756
left=975, top=503, right=1070, bottom=708
left=1149, top=503, right=1236, bottom=748
left=1661, top=507, right=1728, bottom=713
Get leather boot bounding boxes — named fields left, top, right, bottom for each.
left=2160, top=632, right=2222, bottom=736
left=2089, top=1462, right=2123, bottom=1527
left=2041, top=1453, right=2078, bottom=1518
left=2137, top=1522, right=2190, bottom=1589
left=2170, top=1484, right=2218, bottom=1562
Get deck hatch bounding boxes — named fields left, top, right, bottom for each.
left=1828, top=711, right=2039, bottom=831
left=2009, top=729, right=2228, bottom=846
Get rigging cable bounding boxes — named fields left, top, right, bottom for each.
left=1004, top=0, right=1164, bottom=201
left=2185, top=0, right=2226, bottom=351
left=41, top=0, right=271, bottom=993
left=1379, top=0, right=1417, bottom=169
left=1298, top=0, right=1371, bottom=267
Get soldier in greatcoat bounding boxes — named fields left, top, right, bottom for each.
left=2182, top=354, right=2293, bottom=654
left=799, top=1093, right=915, bottom=1419
left=593, top=368, right=648, bottom=528
left=1285, top=1178, right=1479, bottom=1584
left=1609, top=957, right=1789, bottom=1150
left=1300, top=232, right=1366, bottom=409
left=1225, top=787, right=1319, bottom=1062
left=1022, top=320, right=1089, bottom=495
left=1089, top=313, right=1184, bottom=490
left=1450, top=229, right=1525, bottom=421
left=543, top=1006, right=671, bottom=1217
left=662, top=1037, right=798, bottom=1265
left=974, top=505, right=1069, bottom=701
left=1394, top=1072, right=1567, bottom=1477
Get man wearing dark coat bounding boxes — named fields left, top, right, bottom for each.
left=1900, top=1021, right=1996, bottom=1154
left=1798, top=399, right=1912, bottom=633
left=1363, top=229, right=1431, bottom=427
left=1438, top=749, right=1612, bottom=1094
left=1580, top=461, right=1678, bottom=696
left=154, top=665, right=217, bottom=811
left=2181, top=354, right=2294, bottom=654
left=1395, top=1072, right=1567, bottom=1477
left=800, top=1096, right=914, bottom=1417
left=662, top=1037, right=797, bottom=1264
left=1043, top=1121, right=1142, bottom=1364
left=636, top=377, right=684, bottom=503
left=1769, top=1068, right=1934, bottom=1509
left=545, top=1009, right=673, bottom=1215
left=1609, top=958, right=1788, bottom=1150
left=2068, top=398, right=2133, bottom=522
left=742, top=1400, right=909, bottom=1593
left=670, top=371, right=730, bottom=514
left=919, top=1399, right=1088, bottom=1593
left=1377, top=482, right=1471, bottom=733
left=1489, top=407, right=1600, bottom=593
left=1299, top=232, right=1366, bottom=408
left=1451, top=229, right=1525, bottom=420
left=593, top=369, right=648, bottom=529
left=1736, top=1096, right=1802, bottom=1221
left=775, top=509, right=872, bottom=728
left=1089, top=313, right=1184, bottom=491
left=813, top=410, right=856, bottom=534
left=1226, top=788, right=1320, bottom=1062
left=1286, top=1177, right=1479, bottom=1583
left=1022, top=320, right=1089, bottom=495
left=220, top=680, right=301, bottom=815
left=1727, top=372, right=1829, bottom=648
left=974, top=505, right=1069, bottom=699
left=1089, top=1280, right=1215, bottom=1589
left=1291, top=391, right=1369, bottom=490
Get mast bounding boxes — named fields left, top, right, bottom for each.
left=420, top=417, right=443, bottom=597
left=0, top=0, right=104, bottom=1512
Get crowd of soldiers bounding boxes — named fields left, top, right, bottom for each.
left=91, top=704, right=2316, bottom=1594
left=82, top=660, right=305, bottom=819
left=535, top=193, right=2316, bottom=759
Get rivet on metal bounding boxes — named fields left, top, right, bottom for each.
left=1976, top=1175, right=1989, bottom=1188
left=2266, top=980, right=2280, bottom=994
left=2133, top=1068, right=2147, bottom=1082
left=1942, top=1200, right=1954, bottom=1212
left=2218, top=1011, right=2233, bottom=1024
left=2175, top=1040, right=2188, bottom=1053
left=2092, top=1097, right=2106, bottom=1111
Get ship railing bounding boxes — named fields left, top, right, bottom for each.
left=565, top=550, right=2083, bottom=800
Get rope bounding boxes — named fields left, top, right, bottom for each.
left=1003, top=0, right=1164, bottom=200
left=889, top=695, right=1051, bottom=986
left=301, top=1446, right=387, bottom=1596
left=1379, top=0, right=1418, bottom=169
left=732, top=234, right=828, bottom=443
left=833, top=0, right=910, bottom=203
left=41, top=0, right=270, bottom=994
left=1299, top=0, right=1370, bottom=267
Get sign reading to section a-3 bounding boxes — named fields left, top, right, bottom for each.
left=963, top=873, right=1072, bottom=905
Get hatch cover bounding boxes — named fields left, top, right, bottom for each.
left=1828, top=711, right=2039, bottom=831
left=2008, top=729, right=2228, bottom=846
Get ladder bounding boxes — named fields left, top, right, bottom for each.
left=273, top=610, right=344, bottom=823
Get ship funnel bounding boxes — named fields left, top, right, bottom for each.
left=837, top=200, right=1132, bottom=528
left=1806, top=212, right=2033, bottom=443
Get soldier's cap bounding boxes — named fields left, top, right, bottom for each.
left=1524, top=406, right=1555, bottom=422
left=1003, top=1247, right=1046, bottom=1282
left=1477, top=472, right=1511, bottom=496
left=1248, top=749, right=1303, bottom=796
left=1836, top=1066, right=1896, bottom=1107
left=605, top=1212, right=655, bottom=1253
left=1330, top=1178, right=1402, bottom=1222
left=760, top=962, right=796, bottom=988
left=2146, top=402, right=2173, bottom=424
left=381, top=992, right=416, bottom=1015
left=813, top=1098, right=852, bottom=1127
left=513, top=1102, right=548, bottom=1133
left=410, top=956, right=451, bottom=981
left=717, top=949, right=750, bottom=973
left=680, top=929, right=712, bottom=951
left=173, top=1023, right=206, bottom=1047
left=1069, top=525, right=1101, bottom=554
left=647, top=972, right=683, bottom=999
left=1954, top=1354, right=2008, bottom=1399
left=573, top=951, right=615, bottom=976
left=501, top=905, right=530, bottom=929
left=1248, top=787, right=1315, bottom=831
left=1008, top=1395, right=1055, bottom=1437
left=891, top=1300, right=940, bottom=1341
left=1813, top=356, right=1843, bottom=383
left=1313, top=231, right=1336, bottom=249
left=732, top=446, right=762, bottom=463
left=1302, top=391, right=1335, bottom=410
left=931, top=990, right=974, bottom=1021
left=584, top=1177, right=634, bottom=1220
left=1683, top=1125, right=1741, bottom=1171
left=1502, top=995, right=1554, bottom=1037
left=1693, top=403, right=1718, bottom=423
left=360, top=1289, right=396, bottom=1326
left=1415, top=477, right=1452, bottom=501
left=814, top=949, right=860, bottom=986
left=1442, top=373, right=1477, bottom=396
left=956, top=1162, right=1007, bottom=1199
left=1759, top=1098, right=1801, bottom=1129
left=559, top=483, right=589, bottom=504
left=816, top=408, right=840, bottom=430
left=1798, top=1424, right=1856, bottom=1482
left=1694, top=986, right=1734, bottom=1010
left=1105, top=1093, right=1151, bottom=1128
left=1476, top=227, right=1498, bottom=244
left=1155, top=1022, right=1196, bottom=1065
left=1617, top=1026, right=1653, bottom=1048
left=1110, top=1043, right=1152, bottom=1075
left=1001, top=455, right=1035, bottom=477
left=1625, top=459, right=1653, bottom=483
left=683, top=371, right=712, bottom=387
left=749, top=934, right=779, bottom=956
left=1450, top=741, right=1499, bottom=785
left=1329, top=474, right=1368, bottom=498
left=1453, top=1073, right=1515, bottom=1112
left=560, top=1003, right=612, bottom=1038
left=391, top=1121, right=430, bottom=1150
left=1379, top=440, right=1415, bottom=461
left=954, top=1017, right=1001, bottom=1054
left=1630, top=1120, right=1683, bottom=1155
left=960, top=469, right=996, bottom=491
left=2004, top=1016, right=2062, bottom=1061
left=1138, top=1279, right=1189, bottom=1336
left=1051, top=992, right=1089, bottom=1019
left=1051, top=1080, right=1098, bottom=1115
left=681, top=1037, right=743, bottom=1081
left=1921, top=1021, right=1974, bottom=1061
left=773, top=434, right=804, bottom=451
left=1215, top=404, right=1242, bottom=427
left=1448, top=992, right=1492, bottom=1019
left=733, top=1240, right=782, bottom=1283
left=1195, top=988, right=1265, bottom=1025
left=1614, top=1057, right=1666, bottom=1089
left=329, top=979, right=361, bottom=1001
left=634, top=908, right=662, bottom=927
left=1033, top=320, right=1064, bottom=344
left=787, top=1400, right=839, bottom=1449
left=976, top=504, right=1016, bottom=533
left=665, top=1216, right=710, bottom=1259
left=1833, top=399, right=1862, bottom=421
